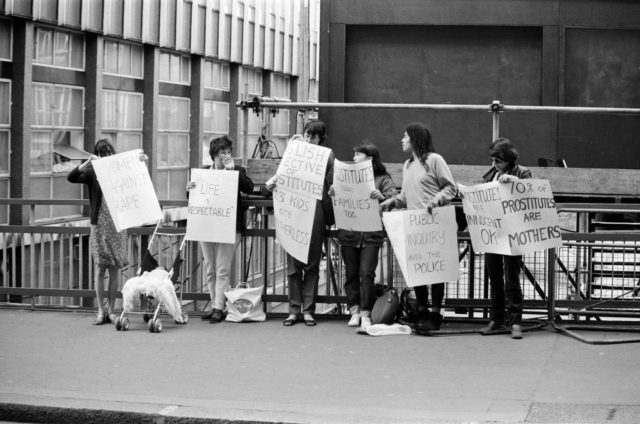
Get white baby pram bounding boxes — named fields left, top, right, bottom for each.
left=115, top=227, right=189, bottom=333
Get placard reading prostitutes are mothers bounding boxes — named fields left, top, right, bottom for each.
left=459, top=179, right=562, bottom=255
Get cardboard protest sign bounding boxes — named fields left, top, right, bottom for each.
left=92, top=149, right=162, bottom=231
left=383, top=206, right=459, bottom=287
left=459, top=179, right=562, bottom=255
left=332, top=159, right=382, bottom=232
left=275, top=139, right=331, bottom=200
left=273, top=186, right=317, bottom=263
left=185, top=169, right=239, bottom=244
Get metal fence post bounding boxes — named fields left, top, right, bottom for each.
left=490, top=100, right=502, bottom=141
left=547, top=247, right=557, bottom=322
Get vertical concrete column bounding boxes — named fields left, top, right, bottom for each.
left=142, top=45, right=159, bottom=181
left=10, top=19, right=34, bottom=225
left=84, top=33, right=104, bottom=151
left=190, top=55, right=204, bottom=168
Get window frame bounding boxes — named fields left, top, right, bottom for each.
left=103, top=39, right=145, bottom=79
left=158, top=51, right=191, bottom=85
left=33, top=25, right=85, bottom=71
left=0, top=78, right=11, bottom=178
left=0, top=18, right=13, bottom=62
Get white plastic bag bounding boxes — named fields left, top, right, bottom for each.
left=224, top=283, right=266, bottom=322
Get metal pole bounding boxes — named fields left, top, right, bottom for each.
left=547, top=248, right=557, bottom=322
left=491, top=100, right=501, bottom=141
left=242, top=103, right=249, bottom=167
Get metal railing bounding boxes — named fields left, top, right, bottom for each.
left=1, top=199, right=638, bottom=327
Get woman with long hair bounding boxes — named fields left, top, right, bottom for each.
left=68, top=139, right=147, bottom=325
left=380, top=123, right=457, bottom=333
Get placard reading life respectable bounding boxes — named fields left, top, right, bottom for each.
left=92, top=149, right=162, bottom=231
left=382, top=206, right=459, bottom=287
left=275, top=139, right=331, bottom=200
left=185, top=169, right=239, bottom=244
left=273, top=186, right=317, bottom=263
left=332, top=159, right=382, bottom=232
left=459, top=179, right=562, bottom=255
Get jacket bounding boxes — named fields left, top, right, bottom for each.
left=338, top=173, right=397, bottom=248
left=482, top=163, right=532, bottom=183
left=67, top=163, right=102, bottom=225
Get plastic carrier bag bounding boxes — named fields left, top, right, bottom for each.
left=225, top=283, right=266, bottom=322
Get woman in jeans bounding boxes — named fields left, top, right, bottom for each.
left=380, top=123, right=457, bottom=333
left=480, top=138, right=532, bottom=339
left=330, top=142, right=396, bottom=331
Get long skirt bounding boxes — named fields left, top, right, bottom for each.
left=89, top=199, right=128, bottom=268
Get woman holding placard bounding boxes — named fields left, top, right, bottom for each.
left=186, top=135, right=254, bottom=324
left=380, top=123, right=457, bottom=333
left=68, top=139, right=148, bottom=325
left=480, top=138, right=532, bottom=339
left=266, top=120, right=334, bottom=327
left=329, top=142, right=396, bottom=330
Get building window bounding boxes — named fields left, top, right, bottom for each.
left=31, top=83, right=85, bottom=221
left=203, top=60, right=230, bottom=90
left=0, top=20, right=11, bottom=61
left=157, top=96, right=190, bottom=200
left=33, top=27, right=84, bottom=70
left=271, top=74, right=291, bottom=149
left=102, top=90, right=143, bottom=153
left=202, top=101, right=229, bottom=165
left=104, top=40, right=144, bottom=78
left=239, top=67, right=263, bottom=157
left=0, top=80, right=10, bottom=224
left=159, top=51, right=191, bottom=84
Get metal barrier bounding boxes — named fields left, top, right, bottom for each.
left=2, top=199, right=639, bottom=337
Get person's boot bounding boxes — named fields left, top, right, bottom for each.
left=347, top=305, right=360, bottom=327
left=413, top=308, right=431, bottom=334
left=425, top=311, right=443, bottom=331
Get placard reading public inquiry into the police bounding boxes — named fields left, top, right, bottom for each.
left=382, top=206, right=459, bottom=287
left=273, top=186, right=317, bottom=264
left=93, top=149, right=162, bottom=232
left=275, top=139, right=331, bottom=200
left=332, top=159, right=383, bottom=232
left=185, top=169, right=239, bottom=244
left=459, top=179, right=562, bottom=255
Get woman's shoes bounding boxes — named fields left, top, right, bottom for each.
left=93, top=311, right=106, bottom=325
left=303, top=314, right=316, bottom=327
left=283, top=315, right=297, bottom=326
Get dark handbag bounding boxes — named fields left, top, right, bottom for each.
left=399, top=288, right=419, bottom=325
left=371, top=287, right=400, bottom=325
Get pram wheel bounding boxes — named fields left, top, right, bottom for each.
left=143, top=313, right=152, bottom=323
left=176, top=312, right=188, bottom=325
left=122, top=317, right=130, bottom=331
left=115, top=317, right=122, bottom=331
left=148, top=318, right=163, bottom=333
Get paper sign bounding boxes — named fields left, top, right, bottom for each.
left=186, top=169, right=239, bottom=243
left=273, top=186, right=317, bottom=263
left=383, top=206, right=460, bottom=287
left=332, top=159, right=382, bottom=232
left=275, top=139, right=331, bottom=200
left=459, top=179, right=562, bottom=255
left=92, top=149, right=162, bottom=231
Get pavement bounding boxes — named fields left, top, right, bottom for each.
left=1, top=308, right=640, bottom=424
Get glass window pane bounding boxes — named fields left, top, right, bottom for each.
left=0, top=81, right=9, bottom=125
left=54, top=31, right=70, bottom=68
left=118, top=93, right=142, bottom=129
left=168, top=134, right=189, bottom=167
left=181, top=56, right=190, bottom=83
left=0, top=180, right=9, bottom=224
left=102, top=90, right=117, bottom=129
left=157, top=133, right=169, bottom=168
left=31, top=131, right=52, bottom=173
left=221, top=64, right=230, bottom=89
left=159, top=52, right=170, bottom=81
left=131, top=44, right=143, bottom=77
left=202, top=101, right=214, bottom=132
left=117, top=43, right=131, bottom=75
left=104, top=40, right=119, bottom=74
left=69, top=33, right=84, bottom=69
left=157, top=97, right=171, bottom=130
left=168, top=169, right=188, bottom=200
left=33, top=85, right=51, bottom=126
left=115, top=133, right=142, bottom=152
left=52, top=176, right=83, bottom=218
left=0, top=21, right=11, bottom=60
left=52, top=130, right=84, bottom=174
left=211, top=101, right=228, bottom=132
left=0, top=131, right=9, bottom=174
left=170, top=54, right=180, bottom=82
left=36, top=28, right=53, bottom=65
left=203, top=60, right=213, bottom=88
left=155, top=169, right=168, bottom=200
left=171, top=98, right=189, bottom=130
left=31, top=177, right=53, bottom=220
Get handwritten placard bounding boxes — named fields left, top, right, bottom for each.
left=186, top=169, right=239, bottom=243
left=332, top=159, right=382, bottom=232
left=459, top=179, right=562, bottom=255
left=275, top=139, right=331, bottom=200
left=383, top=206, right=459, bottom=287
left=92, top=149, right=162, bottom=231
left=273, top=186, right=317, bottom=263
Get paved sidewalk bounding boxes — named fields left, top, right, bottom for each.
left=1, top=308, right=639, bottom=423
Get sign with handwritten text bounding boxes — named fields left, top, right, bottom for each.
left=275, top=139, right=331, bottom=200
left=332, top=159, right=382, bottom=232
left=459, top=179, right=562, bottom=255
left=273, top=187, right=317, bottom=263
left=186, top=169, right=239, bottom=243
left=383, top=206, right=459, bottom=287
left=93, top=149, right=162, bottom=231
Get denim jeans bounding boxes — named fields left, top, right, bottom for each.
left=341, top=245, right=379, bottom=312
left=200, top=233, right=240, bottom=311
left=485, top=253, right=523, bottom=325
